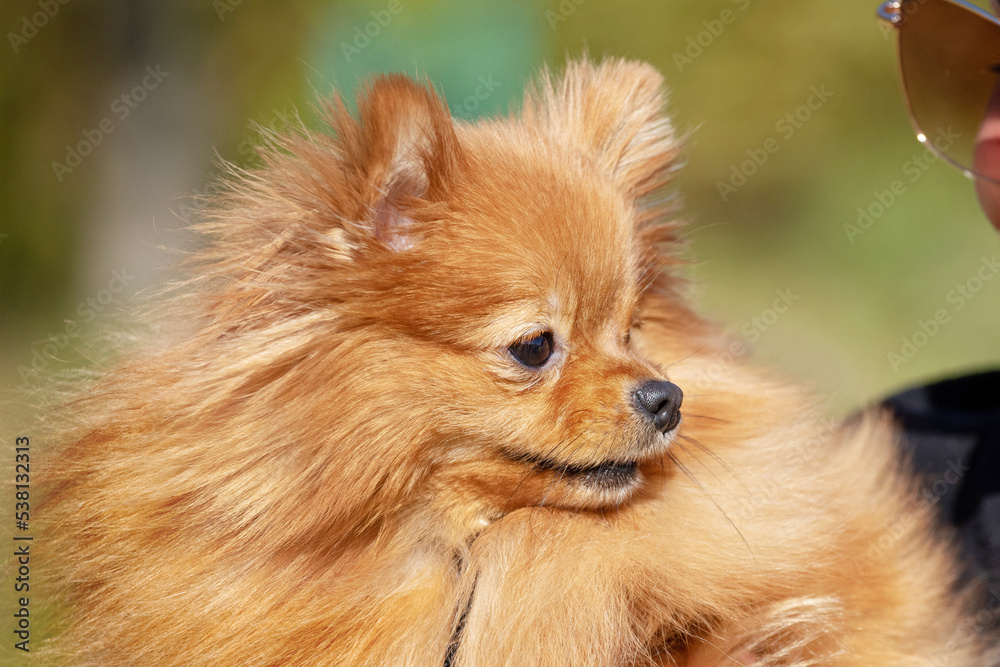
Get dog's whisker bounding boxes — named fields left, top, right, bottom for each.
left=658, top=452, right=668, bottom=493
left=665, top=221, right=731, bottom=252
left=666, top=450, right=757, bottom=567
left=539, top=431, right=593, bottom=508
left=503, top=465, right=541, bottom=515
left=502, top=412, right=603, bottom=512
left=682, top=412, right=732, bottom=424
left=676, top=433, right=738, bottom=478
left=654, top=342, right=716, bottom=372
left=506, top=427, right=591, bottom=514
left=671, top=439, right=725, bottom=485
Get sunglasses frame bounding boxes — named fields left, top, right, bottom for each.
left=877, top=0, right=1000, bottom=26
left=878, top=0, right=1000, bottom=184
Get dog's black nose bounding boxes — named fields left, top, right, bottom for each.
left=634, top=380, right=683, bottom=433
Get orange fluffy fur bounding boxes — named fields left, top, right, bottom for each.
left=40, top=58, right=989, bottom=665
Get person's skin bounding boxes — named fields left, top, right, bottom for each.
left=973, top=84, right=1000, bottom=230
left=975, top=0, right=1000, bottom=230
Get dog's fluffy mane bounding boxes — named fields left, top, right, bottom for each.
left=39, top=58, right=987, bottom=666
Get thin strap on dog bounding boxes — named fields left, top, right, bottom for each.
left=443, top=571, right=477, bottom=667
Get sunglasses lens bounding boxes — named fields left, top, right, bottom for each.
left=897, top=0, right=1000, bottom=178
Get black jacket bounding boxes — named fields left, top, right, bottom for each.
left=881, top=370, right=1000, bottom=630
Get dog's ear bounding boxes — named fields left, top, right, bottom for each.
left=237, top=75, right=459, bottom=257
left=336, top=75, right=461, bottom=252
left=522, top=58, right=680, bottom=198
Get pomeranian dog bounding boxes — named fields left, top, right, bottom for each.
left=41, top=57, right=991, bottom=666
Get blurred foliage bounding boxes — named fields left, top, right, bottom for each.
left=1, top=0, right=998, bottom=400
left=3, top=0, right=999, bottom=409
left=308, top=0, right=543, bottom=118
left=0, top=11, right=997, bottom=406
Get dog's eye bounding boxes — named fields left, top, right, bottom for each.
left=625, top=316, right=642, bottom=345
left=509, top=332, right=554, bottom=367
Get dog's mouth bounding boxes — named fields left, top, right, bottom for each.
left=507, top=451, right=641, bottom=491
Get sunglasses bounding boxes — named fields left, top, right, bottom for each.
left=878, top=0, right=1000, bottom=184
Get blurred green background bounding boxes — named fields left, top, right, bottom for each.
left=2, top=0, right=1000, bottom=659
left=1, top=7, right=999, bottom=396
left=3, top=0, right=998, bottom=415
